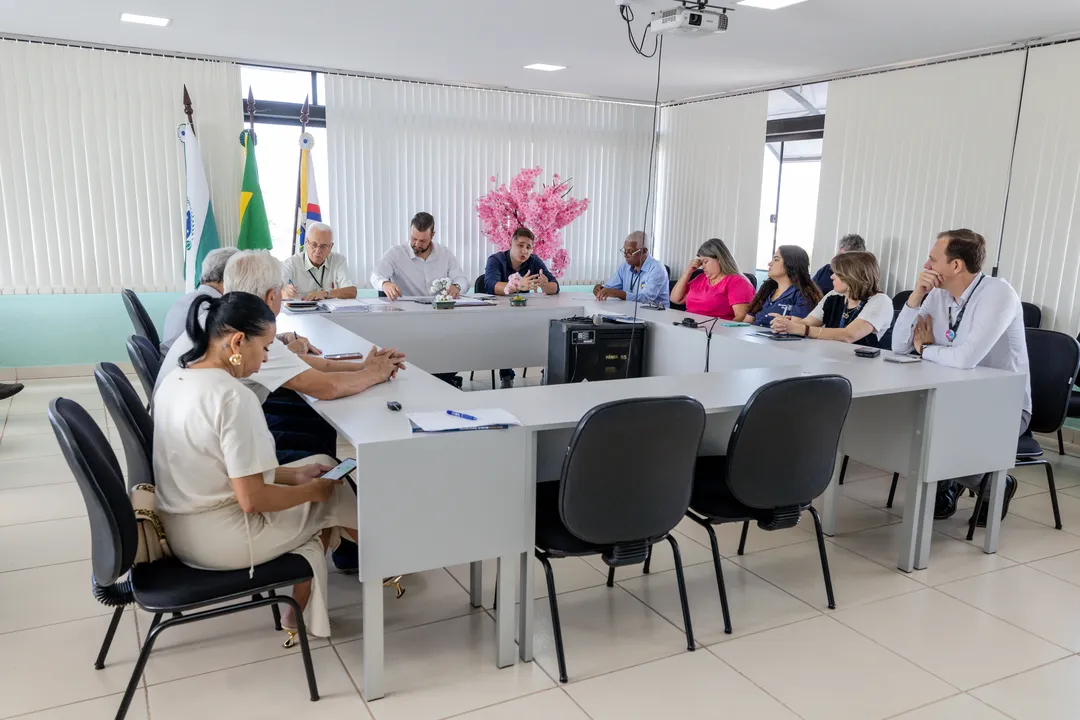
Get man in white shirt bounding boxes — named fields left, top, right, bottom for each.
left=161, top=247, right=238, bottom=352
left=893, top=229, right=1031, bottom=524
left=371, top=212, right=471, bottom=300
left=281, top=222, right=358, bottom=301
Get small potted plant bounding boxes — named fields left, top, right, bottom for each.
left=431, top=277, right=456, bottom=309
left=506, top=273, right=528, bottom=306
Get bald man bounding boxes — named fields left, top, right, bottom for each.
left=281, top=222, right=358, bottom=301
left=593, top=231, right=670, bottom=307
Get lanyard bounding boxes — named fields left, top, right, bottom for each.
left=308, top=264, right=327, bottom=290
left=947, top=275, right=985, bottom=342
left=839, top=299, right=863, bottom=328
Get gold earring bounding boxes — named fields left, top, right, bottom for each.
left=229, top=353, right=243, bottom=366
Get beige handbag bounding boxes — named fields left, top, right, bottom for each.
left=130, top=484, right=172, bottom=564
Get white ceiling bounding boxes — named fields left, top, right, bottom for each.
left=3, top=0, right=1080, bottom=102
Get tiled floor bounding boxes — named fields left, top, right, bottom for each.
left=7, top=376, right=1080, bottom=718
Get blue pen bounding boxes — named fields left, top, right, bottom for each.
left=447, top=410, right=478, bottom=421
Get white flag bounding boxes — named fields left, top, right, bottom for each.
left=178, top=123, right=220, bottom=292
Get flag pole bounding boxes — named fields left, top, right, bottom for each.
left=246, top=86, right=256, bottom=137
left=183, top=85, right=196, bottom=136
left=290, top=95, right=310, bottom=257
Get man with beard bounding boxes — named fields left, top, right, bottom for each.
left=371, top=212, right=470, bottom=300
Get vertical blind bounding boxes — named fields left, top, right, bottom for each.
left=653, top=92, right=769, bottom=274
left=0, top=40, right=241, bottom=294
left=997, top=42, right=1080, bottom=334
left=813, top=52, right=1026, bottom=296
left=324, top=75, right=656, bottom=285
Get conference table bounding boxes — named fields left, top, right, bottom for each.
left=277, top=292, right=1025, bottom=701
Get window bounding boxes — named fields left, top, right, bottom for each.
left=240, top=66, right=316, bottom=103
left=756, top=139, right=823, bottom=270
left=250, top=123, right=329, bottom=259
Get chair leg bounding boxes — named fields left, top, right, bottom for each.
left=808, top=506, right=836, bottom=610
left=1046, top=463, right=1063, bottom=530
left=1059, top=429, right=1066, bottom=456
left=666, top=534, right=696, bottom=651
left=642, top=544, right=653, bottom=574
left=268, top=590, right=282, bottom=630
left=94, top=606, right=125, bottom=670
left=737, top=521, right=749, bottom=556
left=838, top=455, right=849, bottom=486
left=702, top=523, right=733, bottom=634
left=148, top=613, right=163, bottom=633
left=886, top=473, right=900, bottom=509
left=282, top=595, right=320, bottom=702
left=606, top=566, right=615, bottom=588
left=536, top=552, right=569, bottom=683
left=470, top=371, right=475, bottom=383
left=490, top=370, right=496, bottom=389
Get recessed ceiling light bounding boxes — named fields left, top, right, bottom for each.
left=737, top=0, right=809, bottom=8
left=524, top=64, right=566, bottom=72
left=120, top=13, right=171, bottom=27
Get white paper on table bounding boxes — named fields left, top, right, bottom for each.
left=407, top=408, right=522, bottom=433
left=450, top=298, right=496, bottom=307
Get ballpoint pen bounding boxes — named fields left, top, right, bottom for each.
left=446, top=410, right=478, bottom=421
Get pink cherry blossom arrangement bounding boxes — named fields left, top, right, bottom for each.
left=476, top=167, right=589, bottom=278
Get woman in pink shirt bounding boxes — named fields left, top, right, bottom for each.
left=670, top=238, right=755, bottom=321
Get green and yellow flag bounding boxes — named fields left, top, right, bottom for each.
left=237, top=129, right=272, bottom=250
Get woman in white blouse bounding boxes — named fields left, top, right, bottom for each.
left=769, top=251, right=894, bottom=347
left=153, top=292, right=357, bottom=644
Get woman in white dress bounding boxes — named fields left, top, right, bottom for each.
left=153, top=291, right=357, bottom=643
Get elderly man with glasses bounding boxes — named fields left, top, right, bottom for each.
left=593, top=231, right=670, bottom=307
left=282, top=222, right=358, bottom=301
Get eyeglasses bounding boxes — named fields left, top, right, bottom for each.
left=307, top=242, right=333, bottom=252
left=623, top=248, right=643, bottom=258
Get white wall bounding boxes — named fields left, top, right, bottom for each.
left=654, top=93, right=769, bottom=275
left=813, top=52, right=1026, bottom=296
left=997, top=42, right=1080, bottom=335
left=325, top=75, right=656, bottom=286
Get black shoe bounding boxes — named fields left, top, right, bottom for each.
left=934, top=481, right=959, bottom=520
left=0, top=382, right=24, bottom=401
left=972, top=475, right=1018, bottom=528
left=332, top=540, right=359, bottom=575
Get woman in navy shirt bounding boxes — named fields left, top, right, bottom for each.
left=484, top=227, right=559, bottom=388
left=484, top=227, right=559, bottom=297
left=744, top=245, right=822, bottom=328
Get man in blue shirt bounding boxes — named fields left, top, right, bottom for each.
left=812, top=233, right=865, bottom=294
left=593, top=231, right=670, bottom=307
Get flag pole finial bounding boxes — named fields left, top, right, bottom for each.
left=183, top=85, right=196, bottom=137
left=246, top=87, right=256, bottom=137
left=300, top=94, right=310, bottom=133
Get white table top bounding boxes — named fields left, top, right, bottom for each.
left=277, top=302, right=1023, bottom=448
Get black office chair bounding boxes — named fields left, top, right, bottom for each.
left=744, top=272, right=758, bottom=290
left=875, top=290, right=915, bottom=352
left=95, top=363, right=154, bottom=490
left=1022, top=302, right=1042, bottom=329
left=534, top=396, right=704, bottom=682
left=963, top=328, right=1079, bottom=540
left=122, top=289, right=162, bottom=350
left=48, top=397, right=320, bottom=719
left=126, top=335, right=162, bottom=405
left=687, top=375, right=852, bottom=632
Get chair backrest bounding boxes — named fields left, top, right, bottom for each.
left=725, top=375, right=852, bottom=509
left=48, top=398, right=137, bottom=586
left=892, top=290, right=914, bottom=313
left=126, top=335, right=162, bottom=401
left=744, top=272, right=758, bottom=290
left=122, top=289, right=161, bottom=348
left=95, top=362, right=155, bottom=489
left=1026, top=328, right=1080, bottom=434
left=558, top=396, right=706, bottom=545
left=1022, top=302, right=1042, bottom=329
left=664, top=264, right=672, bottom=279
left=474, top=274, right=485, bottom=294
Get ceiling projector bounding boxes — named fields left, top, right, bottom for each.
left=650, top=5, right=729, bottom=36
